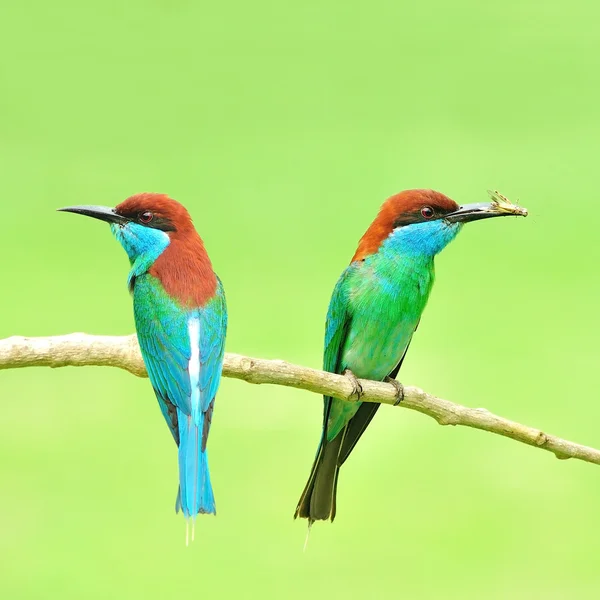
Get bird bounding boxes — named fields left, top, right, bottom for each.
left=59, top=193, right=227, bottom=542
left=294, top=189, right=527, bottom=526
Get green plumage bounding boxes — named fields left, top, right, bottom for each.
left=295, top=217, right=462, bottom=524
left=325, top=254, right=433, bottom=440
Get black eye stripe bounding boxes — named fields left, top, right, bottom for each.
left=114, top=209, right=177, bottom=232
left=151, top=217, right=176, bottom=232
left=392, top=205, right=455, bottom=228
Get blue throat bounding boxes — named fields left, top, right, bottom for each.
left=110, top=222, right=170, bottom=289
left=381, top=219, right=463, bottom=259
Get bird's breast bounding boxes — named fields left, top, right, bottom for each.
left=340, top=259, right=434, bottom=380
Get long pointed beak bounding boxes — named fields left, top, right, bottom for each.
left=57, top=205, right=129, bottom=225
left=445, top=201, right=528, bottom=224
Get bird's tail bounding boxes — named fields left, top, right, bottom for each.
left=294, top=432, right=344, bottom=523
left=175, top=410, right=216, bottom=519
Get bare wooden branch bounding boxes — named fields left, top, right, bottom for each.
left=1, top=333, right=598, bottom=466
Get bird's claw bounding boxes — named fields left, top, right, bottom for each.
left=385, top=376, right=404, bottom=406
left=343, top=369, right=363, bottom=401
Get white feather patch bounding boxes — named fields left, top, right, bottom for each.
left=188, top=317, right=201, bottom=421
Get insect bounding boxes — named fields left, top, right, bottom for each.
left=487, top=189, right=528, bottom=217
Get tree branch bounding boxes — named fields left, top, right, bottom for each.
left=1, top=333, right=598, bottom=466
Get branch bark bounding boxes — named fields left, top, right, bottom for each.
left=1, top=333, right=598, bottom=466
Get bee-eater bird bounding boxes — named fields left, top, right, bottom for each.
left=294, top=189, right=527, bottom=526
left=59, top=194, right=227, bottom=540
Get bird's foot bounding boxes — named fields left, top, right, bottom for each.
left=343, top=369, right=363, bottom=401
left=385, top=376, right=404, bottom=406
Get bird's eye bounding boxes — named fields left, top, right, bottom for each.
left=139, top=211, right=154, bottom=224
left=421, top=206, right=434, bottom=219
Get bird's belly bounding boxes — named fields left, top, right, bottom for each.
left=324, top=256, right=433, bottom=440
left=325, top=312, right=418, bottom=440
left=340, top=269, right=429, bottom=381
left=341, top=317, right=416, bottom=381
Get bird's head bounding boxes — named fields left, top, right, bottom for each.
left=58, top=193, right=195, bottom=264
left=353, top=189, right=527, bottom=261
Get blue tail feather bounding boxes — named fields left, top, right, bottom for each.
left=176, top=410, right=215, bottom=517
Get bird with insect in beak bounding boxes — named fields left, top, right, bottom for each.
left=59, top=193, right=227, bottom=543
left=295, top=189, right=527, bottom=529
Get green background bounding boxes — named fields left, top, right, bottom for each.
left=1, top=1, right=599, bottom=598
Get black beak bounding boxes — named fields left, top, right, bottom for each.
left=57, top=205, right=129, bottom=225
left=445, top=202, right=527, bottom=224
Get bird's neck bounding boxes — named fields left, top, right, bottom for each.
left=111, top=223, right=171, bottom=290
left=149, top=231, right=217, bottom=308
left=365, top=237, right=434, bottom=289
left=382, top=220, right=462, bottom=259
left=362, top=220, right=462, bottom=287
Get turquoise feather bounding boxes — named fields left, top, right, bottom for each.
left=108, top=205, right=227, bottom=519
left=133, top=273, right=226, bottom=517
left=59, top=194, right=228, bottom=533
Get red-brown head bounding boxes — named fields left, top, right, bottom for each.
left=58, top=193, right=218, bottom=307
left=352, top=189, right=526, bottom=261
left=114, top=193, right=196, bottom=234
left=57, top=192, right=196, bottom=234
left=352, top=190, right=459, bottom=261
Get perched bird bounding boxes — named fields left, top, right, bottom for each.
left=59, top=194, right=227, bottom=541
left=294, top=189, right=526, bottom=526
